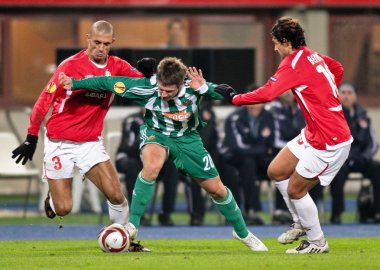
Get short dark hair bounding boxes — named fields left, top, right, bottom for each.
left=271, top=16, right=306, bottom=49
left=157, top=57, right=187, bottom=87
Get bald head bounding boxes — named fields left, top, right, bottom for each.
left=89, top=20, right=114, bottom=38
left=86, top=20, right=115, bottom=64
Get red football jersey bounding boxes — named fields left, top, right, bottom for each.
left=27, top=50, right=143, bottom=142
left=233, top=46, right=352, bottom=150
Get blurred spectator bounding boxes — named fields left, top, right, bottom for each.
left=163, top=17, right=187, bottom=48
left=115, top=108, right=179, bottom=226
left=221, top=101, right=275, bottom=225
left=329, top=83, right=380, bottom=224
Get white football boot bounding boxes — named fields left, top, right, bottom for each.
left=286, top=239, right=329, bottom=254
left=125, top=222, right=151, bottom=252
left=277, top=223, right=306, bottom=244
left=125, top=222, right=138, bottom=240
left=233, top=230, right=268, bottom=252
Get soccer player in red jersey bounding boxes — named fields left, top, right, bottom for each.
left=12, top=21, right=153, bottom=251
left=216, top=16, right=353, bottom=254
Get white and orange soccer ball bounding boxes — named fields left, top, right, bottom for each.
left=98, top=223, right=130, bottom=253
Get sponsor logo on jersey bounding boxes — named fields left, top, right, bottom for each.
left=85, top=92, right=107, bottom=99
left=114, top=82, right=126, bottom=94
left=163, top=111, right=191, bottom=122
left=46, top=82, right=57, bottom=93
left=270, top=76, right=277, bottom=82
left=148, top=135, right=155, bottom=141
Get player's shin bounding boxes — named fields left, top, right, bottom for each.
left=275, top=179, right=300, bottom=223
left=291, top=193, right=324, bottom=243
left=129, top=172, right=156, bottom=228
left=212, top=187, right=249, bottom=239
left=108, top=198, right=129, bottom=225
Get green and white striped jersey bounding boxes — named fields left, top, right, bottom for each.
left=72, top=75, right=223, bottom=137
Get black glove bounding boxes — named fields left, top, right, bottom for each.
left=11, top=134, right=38, bottom=165
left=214, top=84, right=237, bottom=104
left=137, top=58, right=156, bottom=78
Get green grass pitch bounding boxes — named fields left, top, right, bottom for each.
left=1, top=238, right=379, bottom=270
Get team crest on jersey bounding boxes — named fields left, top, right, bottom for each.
left=114, top=82, right=126, bottom=94
left=182, top=99, right=193, bottom=107
left=105, top=70, right=111, bottom=76
left=163, top=111, right=191, bottom=122
left=148, top=135, right=155, bottom=141
left=46, top=82, right=57, bottom=93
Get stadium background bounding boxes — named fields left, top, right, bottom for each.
left=0, top=0, right=380, bottom=222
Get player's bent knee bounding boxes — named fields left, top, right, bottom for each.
left=107, top=192, right=125, bottom=205
left=208, top=186, right=227, bottom=200
left=287, top=186, right=305, bottom=200
left=267, top=164, right=290, bottom=181
left=54, top=203, right=72, bottom=216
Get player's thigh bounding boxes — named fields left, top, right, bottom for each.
left=173, top=133, right=219, bottom=179
left=268, top=146, right=298, bottom=181
left=141, top=143, right=167, bottom=171
left=85, top=160, right=124, bottom=202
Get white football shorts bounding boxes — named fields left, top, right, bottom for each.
left=42, top=136, right=110, bottom=181
left=287, top=129, right=351, bottom=186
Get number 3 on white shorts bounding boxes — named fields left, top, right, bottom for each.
left=203, top=154, right=215, bottom=171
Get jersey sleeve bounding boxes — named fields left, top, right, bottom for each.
left=193, top=81, right=224, bottom=100
left=232, top=65, right=299, bottom=106
left=27, top=65, right=66, bottom=136
left=321, top=55, right=344, bottom=87
left=71, top=76, right=155, bottom=105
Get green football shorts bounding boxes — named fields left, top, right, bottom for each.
left=139, top=125, right=219, bottom=180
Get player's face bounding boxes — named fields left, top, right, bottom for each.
left=86, top=31, right=115, bottom=65
left=158, top=82, right=180, bottom=101
left=272, top=37, right=291, bottom=58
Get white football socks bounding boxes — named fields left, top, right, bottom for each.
left=275, top=179, right=300, bottom=224
left=291, top=193, right=324, bottom=242
left=108, top=198, right=130, bottom=225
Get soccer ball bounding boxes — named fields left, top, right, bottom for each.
left=98, top=223, right=130, bottom=253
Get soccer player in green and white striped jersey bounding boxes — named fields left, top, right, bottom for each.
left=59, top=57, right=268, bottom=252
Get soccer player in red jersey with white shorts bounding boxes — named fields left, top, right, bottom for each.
left=216, top=16, right=353, bottom=254
left=11, top=20, right=154, bottom=252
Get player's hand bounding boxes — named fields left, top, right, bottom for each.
left=137, top=58, right=156, bottom=78
left=11, top=134, right=38, bottom=165
left=214, top=84, right=237, bottom=104
left=58, top=72, right=73, bottom=90
left=186, top=67, right=205, bottom=90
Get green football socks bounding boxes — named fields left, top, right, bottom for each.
left=129, top=172, right=156, bottom=229
left=213, top=187, right=249, bottom=239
